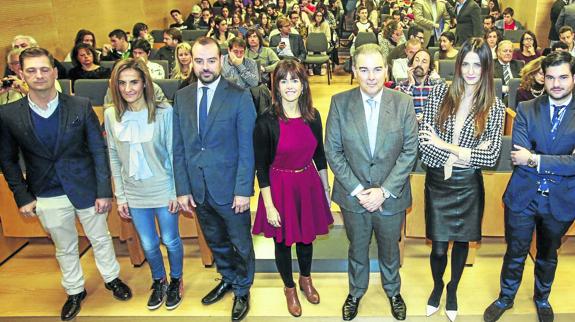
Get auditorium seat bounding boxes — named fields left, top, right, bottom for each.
left=154, top=79, right=181, bottom=102
left=100, top=60, right=117, bottom=71
left=149, top=59, right=170, bottom=78
left=438, top=60, right=455, bottom=80
left=507, top=78, right=521, bottom=110
left=57, top=79, right=72, bottom=95
left=503, top=30, right=524, bottom=44
left=150, top=29, right=164, bottom=43
left=182, top=30, right=208, bottom=42
left=74, top=79, right=109, bottom=106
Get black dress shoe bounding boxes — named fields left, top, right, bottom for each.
left=105, top=278, right=132, bottom=301
left=202, top=280, right=232, bottom=305
left=389, top=294, right=407, bottom=320
left=342, top=294, right=361, bottom=321
left=483, top=300, right=512, bottom=322
left=536, top=304, right=554, bottom=322
left=232, top=294, right=250, bottom=321
left=61, top=290, right=87, bottom=321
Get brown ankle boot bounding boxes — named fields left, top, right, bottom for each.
left=299, top=275, right=320, bottom=304
left=284, top=287, right=302, bottom=317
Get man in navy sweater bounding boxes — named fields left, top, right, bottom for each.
left=0, top=48, right=132, bottom=321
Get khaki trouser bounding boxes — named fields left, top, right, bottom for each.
left=35, top=195, right=120, bottom=295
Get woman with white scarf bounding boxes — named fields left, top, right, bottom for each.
left=104, top=59, right=183, bottom=311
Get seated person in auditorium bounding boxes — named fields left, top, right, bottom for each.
left=222, top=38, right=259, bottom=89
left=494, top=40, right=523, bottom=95
left=230, top=13, right=248, bottom=38
left=68, top=43, right=112, bottom=84
left=386, top=25, right=424, bottom=67
left=131, top=22, right=155, bottom=48
left=64, top=29, right=100, bottom=62
left=379, top=21, right=405, bottom=59
left=156, top=28, right=182, bottom=73
left=290, top=4, right=311, bottom=35
left=559, top=26, right=575, bottom=56
left=489, top=8, right=502, bottom=21
left=198, top=8, right=214, bottom=30
left=308, top=10, right=331, bottom=46
left=484, top=28, right=503, bottom=59
left=200, top=0, right=213, bottom=10
left=300, top=0, right=317, bottom=17
left=391, top=38, right=422, bottom=81
left=269, top=17, right=307, bottom=62
left=434, top=31, right=458, bottom=70
left=170, top=9, right=190, bottom=30
left=269, top=11, right=300, bottom=39
left=132, top=39, right=166, bottom=79
left=246, top=28, right=280, bottom=84
left=515, top=56, right=545, bottom=106
left=171, top=42, right=193, bottom=80
left=351, top=6, right=375, bottom=42
left=483, top=15, right=495, bottom=32
left=0, top=48, right=28, bottom=105
left=266, top=4, right=281, bottom=25
left=207, top=16, right=236, bottom=47
left=102, top=29, right=132, bottom=61
left=213, top=0, right=231, bottom=9
left=494, top=7, right=524, bottom=31
left=186, top=6, right=203, bottom=30
left=394, top=48, right=443, bottom=122
left=221, top=7, right=233, bottom=25
left=512, top=30, right=541, bottom=65
left=5, top=35, right=67, bottom=79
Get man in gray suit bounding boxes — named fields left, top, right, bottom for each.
left=454, top=0, right=483, bottom=45
left=325, top=44, right=418, bottom=321
left=173, top=37, right=256, bottom=321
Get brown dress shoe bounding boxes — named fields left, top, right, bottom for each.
left=299, top=275, right=320, bottom=304
left=284, top=287, right=302, bottom=317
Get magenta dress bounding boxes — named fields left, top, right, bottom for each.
left=252, top=118, right=333, bottom=246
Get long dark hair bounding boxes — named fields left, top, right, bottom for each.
left=74, top=29, right=96, bottom=48
left=519, top=30, right=538, bottom=53
left=438, top=38, right=495, bottom=137
left=438, top=31, right=455, bottom=60
left=271, top=60, right=315, bottom=122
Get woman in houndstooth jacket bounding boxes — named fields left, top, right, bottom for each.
left=418, top=37, right=505, bottom=322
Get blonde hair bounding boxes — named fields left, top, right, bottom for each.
left=519, top=56, right=544, bottom=90
left=172, top=42, right=193, bottom=80
left=109, top=59, right=157, bottom=123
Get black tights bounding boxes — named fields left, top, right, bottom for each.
left=274, top=240, right=313, bottom=288
left=428, top=241, right=469, bottom=310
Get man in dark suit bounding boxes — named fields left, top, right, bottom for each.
left=269, top=17, right=306, bottom=62
left=484, top=51, right=575, bottom=322
left=493, top=40, right=523, bottom=97
left=0, top=48, right=131, bottom=321
left=550, top=1, right=569, bottom=45
left=325, top=44, right=418, bottom=321
left=173, top=37, right=256, bottom=321
left=454, top=0, right=482, bottom=45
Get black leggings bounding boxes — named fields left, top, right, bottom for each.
left=274, top=240, right=313, bottom=288
left=428, top=241, right=469, bottom=308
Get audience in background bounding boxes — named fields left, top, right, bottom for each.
left=483, top=15, right=496, bottom=32
left=182, top=6, right=202, bottom=30
left=221, top=38, right=260, bottom=89
left=208, top=16, right=236, bottom=46
left=391, top=38, right=422, bottom=81
left=484, top=28, right=503, bottom=58
left=559, top=26, right=575, bottom=56
left=199, top=8, right=214, bottom=30
left=131, top=22, right=155, bottom=48
left=434, top=31, right=459, bottom=70
left=516, top=56, right=545, bottom=105
left=132, top=39, right=165, bottom=80
left=0, top=48, right=27, bottom=105
left=494, top=40, right=523, bottom=97
left=171, top=42, right=193, bottom=80
left=64, top=29, right=100, bottom=62
left=68, top=43, right=112, bottom=84
left=386, top=25, right=424, bottom=66
left=269, top=17, right=306, bottom=62
left=245, top=28, right=280, bottom=84
left=156, top=28, right=182, bottom=73
left=102, top=29, right=132, bottom=61
left=512, top=31, right=542, bottom=64
left=379, top=20, right=405, bottom=59
left=495, top=7, right=524, bottom=31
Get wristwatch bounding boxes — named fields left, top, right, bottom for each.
left=381, top=187, right=391, bottom=199
left=527, top=154, right=537, bottom=168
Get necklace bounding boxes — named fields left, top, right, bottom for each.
left=530, top=87, right=544, bottom=97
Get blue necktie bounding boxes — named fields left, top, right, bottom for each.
left=199, top=86, right=209, bottom=139
left=540, top=104, right=567, bottom=193
left=550, top=104, right=566, bottom=141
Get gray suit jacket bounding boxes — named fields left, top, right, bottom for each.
left=172, top=77, right=256, bottom=205
left=556, top=3, right=575, bottom=35
left=455, top=0, right=482, bottom=45
left=325, top=87, right=418, bottom=214
left=413, top=0, right=451, bottom=47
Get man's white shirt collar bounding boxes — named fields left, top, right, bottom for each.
left=28, top=93, right=59, bottom=119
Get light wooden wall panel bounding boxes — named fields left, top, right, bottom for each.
left=0, top=0, right=200, bottom=73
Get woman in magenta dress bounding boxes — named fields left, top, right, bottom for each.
left=252, top=60, right=333, bottom=317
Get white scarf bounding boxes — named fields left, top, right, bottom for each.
left=115, top=109, right=154, bottom=180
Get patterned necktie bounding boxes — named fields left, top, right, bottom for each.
left=503, top=64, right=511, bottom=85
left=199, top=86, right=209, bottom=139
left=367, top=98, right=378, bottom=156
left=550, top=104, right=567, bottom=141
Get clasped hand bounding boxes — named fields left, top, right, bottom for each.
left=357, top=188, right=385, bottom=213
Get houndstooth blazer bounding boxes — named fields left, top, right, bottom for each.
left=419, top=83, right=506, bottom=169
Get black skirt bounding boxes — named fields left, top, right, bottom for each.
left=424, top=167, right=485, bottom=242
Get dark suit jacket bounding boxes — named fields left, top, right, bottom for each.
left=172, top=77, right=256, bottom=205
left=269, top=33, right=306, bottom=62
left=0, top=94, right=112, bottom=209
left=503, top=94, right=575, bottom=222
left=455, top=0, right=482, bottom=45
left=550, top=0, right=567, bottom=41
left=493, top=59, right=524, bottom=81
